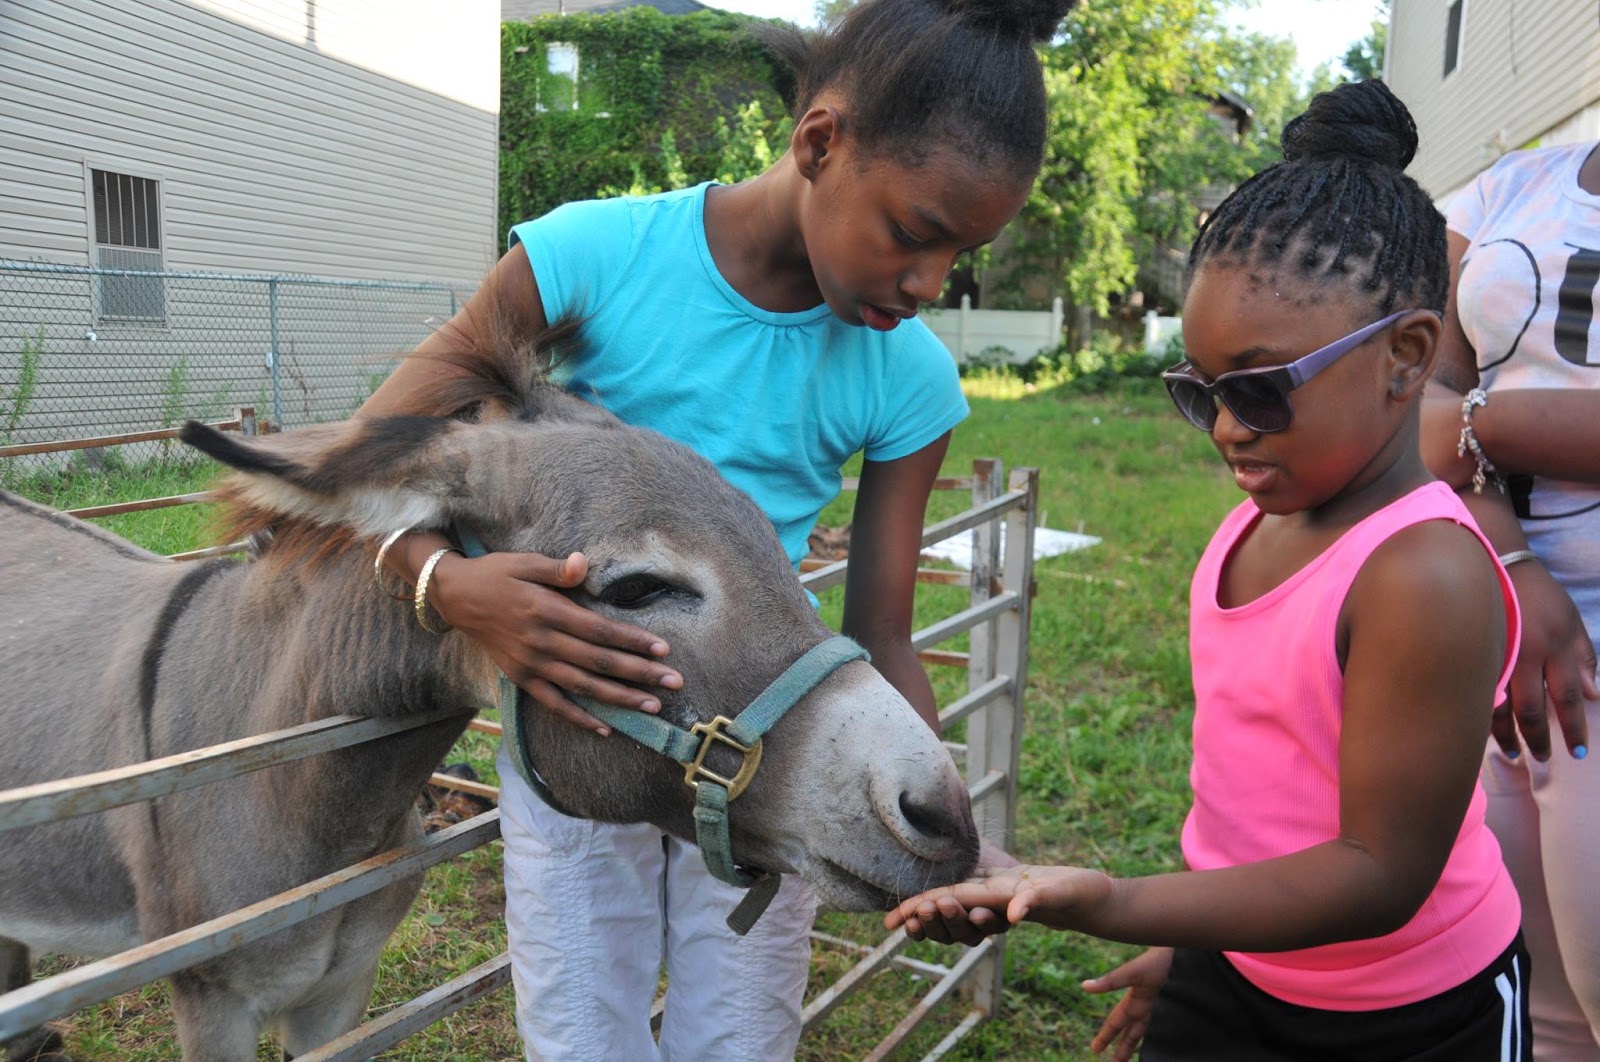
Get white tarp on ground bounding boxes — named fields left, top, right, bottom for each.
left=920, top=526, right=1101, bottom=570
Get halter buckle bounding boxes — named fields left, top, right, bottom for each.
left=683, top=716, right=764, bottom=801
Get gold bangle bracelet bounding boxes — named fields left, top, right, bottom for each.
left=373, top=527, right=415, bottom=602
left=414, top=547, right=462, bottom=635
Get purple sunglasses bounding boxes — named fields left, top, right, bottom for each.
left=1163, top=309, right=1415, bottom=433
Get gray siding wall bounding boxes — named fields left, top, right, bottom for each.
left=1, top=0, right=499, bottom=285
left=1388, top=0, right=1600, bottom=198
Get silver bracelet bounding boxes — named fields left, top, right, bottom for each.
left=1457, top=387, right=1504, bottom=495
left=373, top=527, right=414, bottom=601
left=1497, top=549, right=1539, bottom=569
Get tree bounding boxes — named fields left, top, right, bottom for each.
left=1303, top=2, right=1389, bottom=94
left=1341, top=2, right=1388, bottom=82
left=1133, top=28, right=1303, bottom=259
left=988, top=0, right=1209, bottom=315
left=813, top=0, right=855, bottom=26
left=987, top=0, right=1303, bottom=325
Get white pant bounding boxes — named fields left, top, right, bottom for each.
left=1483, top=700, right=1600, bottom=1061
left=497, top=744, right=818, bottom=1062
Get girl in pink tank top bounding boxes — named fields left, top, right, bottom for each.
left=886, top=81, right=1532, bottom=1060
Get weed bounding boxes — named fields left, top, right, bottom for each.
left=2, top=327, right=44, bottom=445
left=0, top=328, right=45, bottom=488
left=152, top=356, right=192, bottom=462
left=158, top=357, right=190, bottom=430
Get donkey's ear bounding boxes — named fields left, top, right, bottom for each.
left=180, top=416, right=467, bottom=535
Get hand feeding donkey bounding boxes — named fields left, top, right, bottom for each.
left=0, top=321, right=979, bottom=1061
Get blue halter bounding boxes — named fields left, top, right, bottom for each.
left=454, top=525, right=867, bottom=933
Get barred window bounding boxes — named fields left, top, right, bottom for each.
left=90, top=168, right=166, bottom=322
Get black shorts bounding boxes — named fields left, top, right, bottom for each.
left=1140, top=932, right=1531, bottom=1061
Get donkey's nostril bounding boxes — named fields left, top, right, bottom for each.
left=898, top=790, right=962, bottom=843
left=871, top=757, right=977, bottom=865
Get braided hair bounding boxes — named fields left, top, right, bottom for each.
left=752, top=0, right=1075, bottom=177
left=1190, top=80, right=1449, bottom=314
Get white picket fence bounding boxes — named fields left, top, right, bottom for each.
left=922, top=295, right=1064, bottom=365
left=1142, top=310, right=1184, bottom=355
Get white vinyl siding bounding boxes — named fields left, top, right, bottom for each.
left=1388, top=0, right=1600, bottom=198
left=0, top=0, right=498, bottom=285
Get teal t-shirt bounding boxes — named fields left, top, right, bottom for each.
left=509, top=183, right=969, bottom=568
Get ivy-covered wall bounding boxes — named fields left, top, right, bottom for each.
left=499, top=10, right=794, bottom=242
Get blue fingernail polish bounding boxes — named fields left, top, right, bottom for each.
left=1507, top=748, right=1520, bottom=760
left=1576, top=745, right=1588, bottom=761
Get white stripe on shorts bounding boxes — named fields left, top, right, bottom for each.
left=1495, top=952, right=1525, bottom=1062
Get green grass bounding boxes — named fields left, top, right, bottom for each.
left=3, top=455, right=224, bottom=550
left=12, top=378, right=1240, bottom=1060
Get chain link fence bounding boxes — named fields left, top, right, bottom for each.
left=0, top=260, right=470, bottom=473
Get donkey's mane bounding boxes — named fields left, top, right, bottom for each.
left=205, top=290, right=588, bottom=566
left=409, top=312, right=584, bottom=424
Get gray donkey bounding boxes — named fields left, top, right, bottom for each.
left=0, top=324, right=978, bottom=1060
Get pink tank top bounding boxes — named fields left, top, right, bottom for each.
left=1182, top=480, right=1522, bottom=1010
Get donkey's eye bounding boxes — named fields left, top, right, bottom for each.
left=600, top=574, right=673, bottom=610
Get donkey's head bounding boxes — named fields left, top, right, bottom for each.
left=181, top=379, right=978, bottom=910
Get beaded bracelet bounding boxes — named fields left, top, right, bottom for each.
left=373, top=527, right=415, bottom=602
left=414, top=547, right=462, bottom=635
left=1457, top=387, right=1504, bottom=495
left=1497, top=549, right=1539, bottom=569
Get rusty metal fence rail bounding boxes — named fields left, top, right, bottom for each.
left=0, top=458, right=1038, bottom=1060
left=0, top=260, right=465, bottom=471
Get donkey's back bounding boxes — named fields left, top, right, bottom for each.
left=0, top=490, right=211, bottom=958
left=0, top=488, right=211, bottom=775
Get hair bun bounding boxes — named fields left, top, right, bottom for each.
left=936, top=0, right=1075, bottom=42
left=1280, top=79, right=1418, bottom=170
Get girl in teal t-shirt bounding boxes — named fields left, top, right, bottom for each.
left=365, top=0, right=1072, bottom=1056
